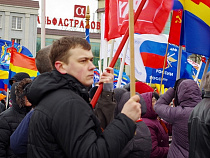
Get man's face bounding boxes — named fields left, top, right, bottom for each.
left=62, top=47, right=95, bottom=87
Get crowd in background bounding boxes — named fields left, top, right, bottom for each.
left=0, top=36, right=209, bottom=158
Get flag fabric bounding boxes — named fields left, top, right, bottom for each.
left=140, top=41, right=168, bottom=69
left=93, top=68, right=100, bottom=86
left=112, top=34, right=168, bottom=82
left=105, top=0, right=173, bottom=41
left=0, top=39, right=33, bottom=91
left=168, top=9, right=183, bottom=46
left=179, top=0, right=210, bottom=56
left=113, top=68, right=130, bottom=88
left=184, top=58, right=210, bottom=86
left=9, top=51, right=38, bottom=80
left=85, top=27, right=90, bottom=43
left=142, top=41, right=190, bottom=88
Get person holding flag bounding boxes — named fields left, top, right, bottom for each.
left=27, top=36, right=141, bottom=157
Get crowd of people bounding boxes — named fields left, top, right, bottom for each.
left=0, top=36, right=209, bottom=158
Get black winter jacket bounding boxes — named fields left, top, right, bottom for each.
left=27, top=70, right=136, bottom=158
left=188, top=91, right=210, bottom=158
left=0, top=82, right=31, bottom=158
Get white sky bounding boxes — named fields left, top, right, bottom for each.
left=33, top=0, right=99, bottom=31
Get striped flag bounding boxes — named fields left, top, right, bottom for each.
left=9, top=51, right=38, bottom=81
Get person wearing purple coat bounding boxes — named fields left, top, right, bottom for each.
left=141, top=92, right=170, bottom=158
left=154, top=79, right=202, bottom=158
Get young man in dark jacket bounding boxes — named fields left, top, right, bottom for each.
left=27, top=36, right=141, bottom=158
left=188, top=71, right=210, bottom=158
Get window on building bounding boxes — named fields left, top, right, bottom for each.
left=12, top=16, right=22, bottom=30
left=11, top=38, right=21, bottom=44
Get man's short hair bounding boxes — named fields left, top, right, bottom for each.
left=35, top=45, right=53, bottom=74
left=49, top=36, right=91, bottom=69
left=203, top=71, right=210, bottom=91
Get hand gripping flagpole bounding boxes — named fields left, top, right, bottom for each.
left=91, top=0, right=147, bottom=108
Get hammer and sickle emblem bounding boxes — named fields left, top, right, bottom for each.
left=175, top=15, right=182, bottom=23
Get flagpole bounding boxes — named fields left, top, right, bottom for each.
left=176, top=46, right=182, bottom=80
left=160, top=42, right=169, bottom=94
left=85, top=6, right=90, bottom=43
left=128, top=0, right=135, bottom=97
left=194, top=57, right=203, bottom=83
left=108, top=39, right=115, bottom=65
left=91, top=0, right=147, bottom=108
left=200, top=58, right=210, bottom=90
left=116, top=40, right=129, bottom=88
left=41, top=0, right=46, bottom=49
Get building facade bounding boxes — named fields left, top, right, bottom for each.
left=0, top=0, right=39, bottom=57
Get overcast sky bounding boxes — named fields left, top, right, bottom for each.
left=33, top=0, right=99, bottom=30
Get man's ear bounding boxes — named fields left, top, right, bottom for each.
left=55, top=61, right=67, bottom=74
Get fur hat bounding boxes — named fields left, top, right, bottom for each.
left=15, top=78, right=32, bottom=108
left=114, top=88, right=147, bottom=117
left=9, top=72, right=30, bottom=86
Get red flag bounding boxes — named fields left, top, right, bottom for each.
left=105, top=0, right=173, bottom=41
left=168, top=9, right=183, bottom=46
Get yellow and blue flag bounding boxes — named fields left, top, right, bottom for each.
left=178, top=0, right=210, bottom=56
left=0, top=39, right=34, bottom=91
left=9, top=51, right=38, bottom=80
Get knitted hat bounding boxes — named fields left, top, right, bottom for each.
left=114, top=88, right=147, bottom=117
left=124, top=82, right=154, bottom=94
left=0, top=94, right=6, bottom=101
left=135, top=81, right=154, bottom=94
left=9, top=72, right=30, bottom=86
left=1, top=90, right=7, bottom=96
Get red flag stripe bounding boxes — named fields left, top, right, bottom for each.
left=10, top=52, right=37, bottom=71
left=141, top=52, right=167, bottom=69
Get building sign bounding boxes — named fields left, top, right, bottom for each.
left=74, top=5, right=86, bottom=18
left=37, top=16, right=100, bottom=30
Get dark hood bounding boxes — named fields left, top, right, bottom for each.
left=114, top=88, right=147, bottom=117
left=10, top=82, right=31, bottom=114
left=176, top=79, right=202, bottom=107
left=26, top=70, right=90, bottom=106
left=141, top=92, right=158, bottom=119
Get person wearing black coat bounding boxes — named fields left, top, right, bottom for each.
left=0, top=78, right=32, bottom=157
left=27, top=36, right=141, bottom=158
left=188, top=71, right=210, bottom=158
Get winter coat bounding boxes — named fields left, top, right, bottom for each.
left=10, top=110, right=34, bottom=158
left=141, top=92, right=169, bottom=158
left=10, top=85, right=115, bottom=157
left=0, top=82, right=31, bottom=158
left=154, top=79, right=202, bottom=158
left=27, top=70, right=136, bottom=158
left=188, top=91, right=210, bottom=158
left=114, top=90, right=152, bottom=158
left=0, top=102, right=6, bottom=113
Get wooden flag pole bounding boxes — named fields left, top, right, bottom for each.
left=91, top=0, right=147, bottom=108
left=200, top=58, right=210, bottom=90
left=160, top=42, right=169, bottom=94
left=129, top=0, right=135, bottom=97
